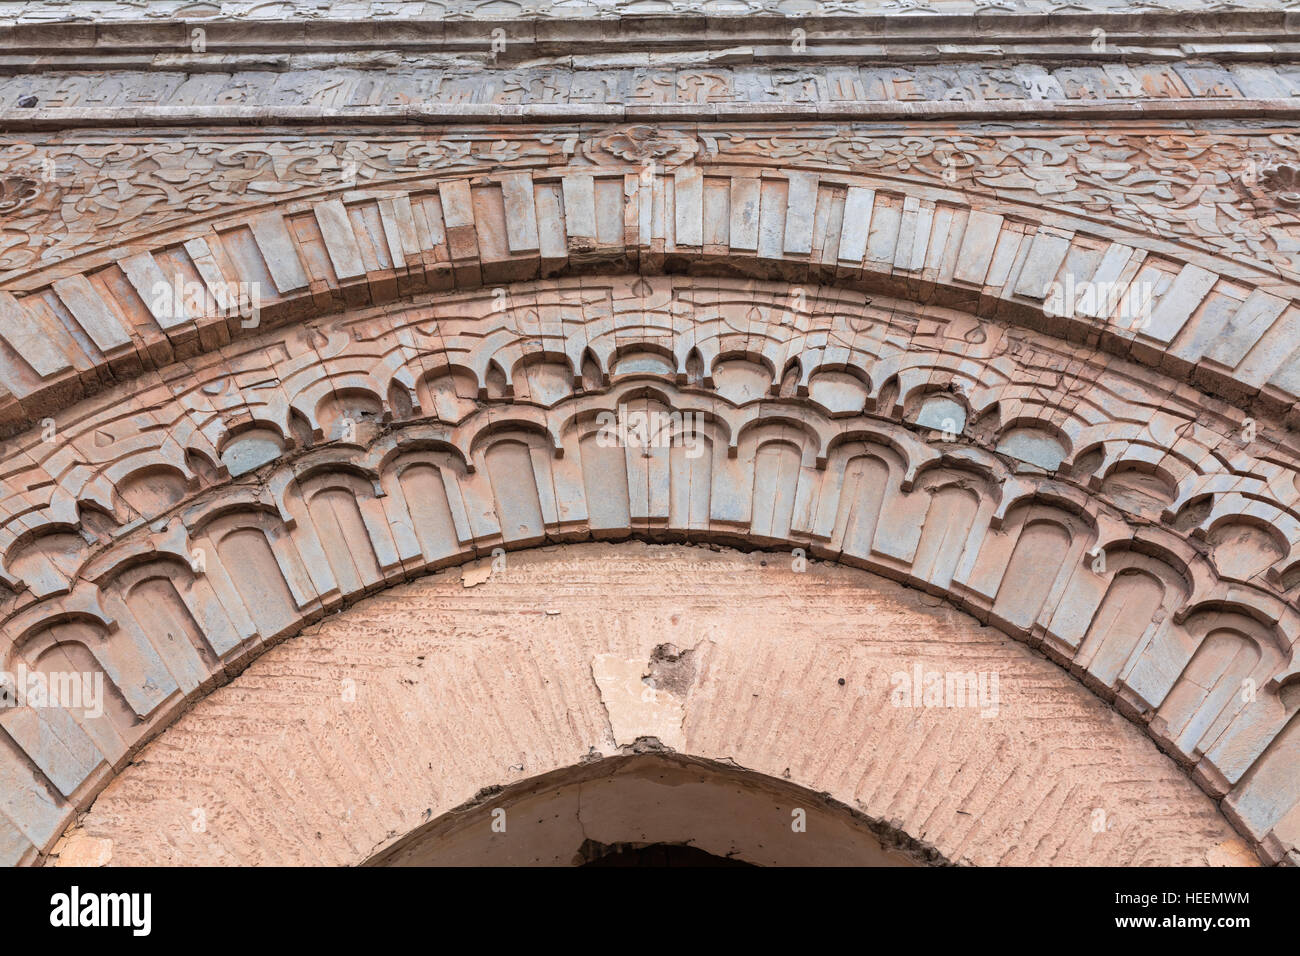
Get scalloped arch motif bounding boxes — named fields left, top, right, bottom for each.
left=0, top=273, right=1298, bottom=865
left=4, top=0, right=1300, bottom=868
left=2, top=156, right=1300, bottom=440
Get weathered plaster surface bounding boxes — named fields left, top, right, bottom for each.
left=51, top=543, right=1257, bottom=867
left=0, top=0, right=1297, bottom=867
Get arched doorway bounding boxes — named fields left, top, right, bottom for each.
left=369, top=754, right=918, bottom=867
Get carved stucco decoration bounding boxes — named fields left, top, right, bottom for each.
left=2, top=125, right=1300, bottom=287
left=2, top=276, right=1300, bottom=866
left=1, top=0, right=1299, bottom=19
left=1256, top=160, right=1300, bottom=207
left=580, top=126, right=700, bottom=167
left=1, top=0, right=1299, bottom=871
left=0, top=177, right=39, bottom=216
left=1, top=64, right=1293, bottom=112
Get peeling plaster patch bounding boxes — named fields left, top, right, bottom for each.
left=1205, top=838, right=1259, bottom=867
left=461, top=563, right=493, bottom=588
left=591, top=653, right=687, bottom=751
left=53, top=834, right=112, bottom=867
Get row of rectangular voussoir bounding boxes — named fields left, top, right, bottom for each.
left=312, top=175, right=630, bottom=288
left=0, top=734, right=72, bottom=865
left=670, top=171, right=1193, bottom=342
left=0, top=181, right=1228, bottom=364
left=944, top=211, right=1300, bottom=411
left=0, top=222, right=313, bottom=408
left=0, top=198, right=417, bottom=420
left=667, top=171, right=1300, bottom=411
left=310, top=184, right=542, bottom=293
left=667, top=173, right=1014, bottom=278
left=3, top=172, right=1299, bottom=419
left=0, top=189, right=425, bottom=422
left=0, top=173, right=615, bottom=430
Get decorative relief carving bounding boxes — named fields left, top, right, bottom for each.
left=3, top=275, right=1296, bottom=602
left=2, top=124, right=1300, bottom=284
left=0, top=0, right=1294, bottom=20
left=3, top=0, right=1299, bottom=875
left=581, top=125, right=700, bottom=166
left=2, top=278, right=1299, bottom=863
left=1258, top=161, right=1300, bottom=207
left=0, top=135, right=558, bottom=275
left=3, top=63, right=1296, bottom=113
left=0, top=176, right=39, bottom=215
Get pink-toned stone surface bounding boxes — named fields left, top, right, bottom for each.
left=1, top=154, right=1298, bottom=434
left=0, top=0, right=1298, bottom=868
left=0, top=272, right=1298, bottom=865
left=50, top=543, right=1255, bottom=867
left=372, top=754, right=925, bottom=867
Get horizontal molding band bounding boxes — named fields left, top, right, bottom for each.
left=11, top=98, right=1300, bottom=128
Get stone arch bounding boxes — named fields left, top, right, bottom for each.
left=987, top=502, right=1092, bottom=640
left=103, top=559, right=224, bottom=695
left=47, top=541, right=1257, bottom=868
left=1153, top=611, right=1277, bottom=760
left=0, top=275, right=1298, bottom=865
left=285, top=470, right=393, bottom=599
left=1, top=159, right=1298, bottom=443
left=825, top=443, right=899, bottom=562
left=382, top=449, right=470, bottom=566
left=371, top=754, right=931, bottom=867
left=6, top=0, right=1300, bottom=871
left=480, top=435, right=552, bottom=547
left=1071, top=547, right=1191, bottom=698
left=910, top=473, right=985, bottom=594
left=191, top=509, right=306, bottom=642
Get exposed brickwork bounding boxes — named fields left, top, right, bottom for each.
left=50, top=544, right=1256, bottom=867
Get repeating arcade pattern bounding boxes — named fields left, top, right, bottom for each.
left=3, top=0, right=1300, bottom=870
left=0, top=275, right=1297, bottom=865
left=1, top=161, right=1298, bottom=439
